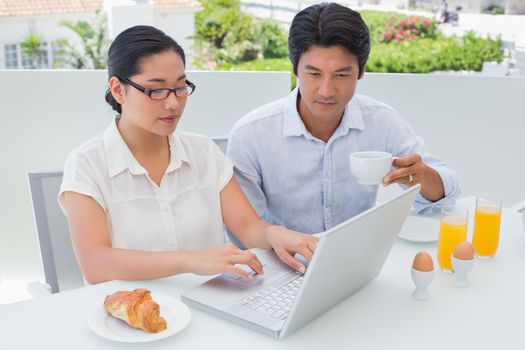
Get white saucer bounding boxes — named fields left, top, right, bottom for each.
left=398, top=215, right=440, bottom=243
left=88, top=293, right=191, bottom=343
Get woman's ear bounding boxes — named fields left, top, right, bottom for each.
left=108, top=76, right=125, bottom=104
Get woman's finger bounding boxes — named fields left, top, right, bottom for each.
left=235, top=251, right=264, bottom=275
left=229, top=266, right=252, bottom=281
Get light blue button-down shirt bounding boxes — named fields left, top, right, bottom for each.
left=227, top=88, right=460, bottom=237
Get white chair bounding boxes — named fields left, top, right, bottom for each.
left=481, top=60, right=510, bottom=76
left=28, top=169, right=84, bottom=295
left=211, top=135, right=247, bottom=247
left=26, top=139, right=229, bottom=297
left=510, top=200, right=525, bottom=230
left=211, top=135, right=229, bottom=154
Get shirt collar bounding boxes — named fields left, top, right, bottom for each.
left=282, top=87, right=366, bottom=139
left=340, top=94, right=366, bottom=132
left=103, top=118, right=190, bottom=178
left=283, top=87, right=309, bottom=137
left=166, top=131, right=190, bottom=173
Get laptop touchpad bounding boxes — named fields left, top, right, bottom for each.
left=223, top=262, right=290, bottom=281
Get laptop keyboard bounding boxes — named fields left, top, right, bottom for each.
left=238, top=274, right=304, bottom=320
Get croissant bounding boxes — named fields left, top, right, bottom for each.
left=104, top=288, right=167, bottom=333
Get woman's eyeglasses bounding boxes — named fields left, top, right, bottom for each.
left=117, top=76, right=196, bottom=100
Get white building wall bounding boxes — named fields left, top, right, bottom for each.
left=0, top=6, right=201, bottom=69
left=154, top=8, right=198, bottom=66
left=241, top=0, right=525, bottom=15
left=413, top=0, right=524, bottom=13
left=446, top=0, right=485, bottom=13
left=378, top=0, right=410, bottom=9
left=240, top=0, right=301, bottom=26
left=0, top=13, right=91, bottom=69
left=241, top=0, right=365, bottom=25
left=506, top=0, right=525, bottom=14
left=105, top=2, right=154, bottom=38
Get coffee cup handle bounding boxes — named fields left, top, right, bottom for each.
left=391, top=156, right=399, bottom=167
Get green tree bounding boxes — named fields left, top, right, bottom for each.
left=200, top=9, right=503, bottom=77
left=55, top=12, right=110, bottom=69
left=195, top=0, right=255, bottom=49
left=19, top=32, right=46, bottom=69
left=193, top=0, right=259, bottom=66
left=257, top=19, right=288, bottom=59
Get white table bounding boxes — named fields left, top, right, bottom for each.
left=1, top=198, right=524, bottom=349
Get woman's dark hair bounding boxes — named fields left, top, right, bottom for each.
left=104, top=25, right=186, bottom=113
left=288, top=2, right=370, bottom=77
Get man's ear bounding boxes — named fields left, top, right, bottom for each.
left=108, top=76, right=125, bottom=104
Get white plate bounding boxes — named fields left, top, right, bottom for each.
left=398, top=215, right=440, bottom=243
left=88, top=293, right=191, bottom=343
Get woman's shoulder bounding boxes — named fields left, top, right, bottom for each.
left=172, top=131, right=228, bottom=171
left=64, top=132, right=106, bottom=166
left=173, top=131, right=232, bottom=185
left=173, top=130, right=217, bottom=153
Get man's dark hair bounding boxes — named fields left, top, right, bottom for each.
left=104, top=25, right=186, bottom=113
left=288, top=2, right=370, bottom=77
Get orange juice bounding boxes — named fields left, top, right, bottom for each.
left=437, top=216, right=468, bottom=271
left=473, top=204, right=501, bottom=257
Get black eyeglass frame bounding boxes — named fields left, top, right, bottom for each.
left=117, top=76, right=196, bottom=100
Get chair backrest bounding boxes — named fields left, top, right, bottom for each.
left=211, top=135, right=228, bottom=154
left=481, top=60, right=509, bottom=76
left=210, top=135, right=249, bottom=248
left=28, top=169, right=84, bottom=293
left=511, top=200, right=525, bottom=231
left=27, top=139, right=228, bottom=292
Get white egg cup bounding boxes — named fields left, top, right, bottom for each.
left=411, top=267, right=435, bottom=300
left=451, top=256, right=474, bottom=287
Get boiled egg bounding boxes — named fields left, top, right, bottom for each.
left=453, top=241, right=475, bottom=260
left=412, top=252, right=434, bottom=272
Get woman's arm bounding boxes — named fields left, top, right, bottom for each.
left=63, top=192, right=263, bottom=283
left=220, top=178, right=319, bottom=273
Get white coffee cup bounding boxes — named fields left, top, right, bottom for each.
left=349, top=151, right=393, bottom=185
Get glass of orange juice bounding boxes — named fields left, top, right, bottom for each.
left=472, top=196, right=502, bottom=258
left=437, top=206, right=468, bottom=271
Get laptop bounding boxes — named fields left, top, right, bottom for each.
left=181, top=184, right=420, bottom=338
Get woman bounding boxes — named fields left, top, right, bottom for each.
left=59, top=25, right=318, bottom=284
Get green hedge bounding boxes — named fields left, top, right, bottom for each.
left=207, top=10, right=504, bottom=76
left=258, top=19, right=288, bottom=59
left=218, top=32, right=503, bottom=78
left=220, top=58, right=296, bottom=89
left=193, top=0, right=288, bottom=66
left=194, top=0, right=255, bottom=49
left=360, top=10, right=405, bottom=45
left=367, top=32, right=503, bottom=73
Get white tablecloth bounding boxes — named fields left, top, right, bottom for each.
left=1, top=197, right=524, bottom=349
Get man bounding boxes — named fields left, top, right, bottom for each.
left=227, top=3, right=460, bottom=243
left=438, top=0, right=449, bottom=23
